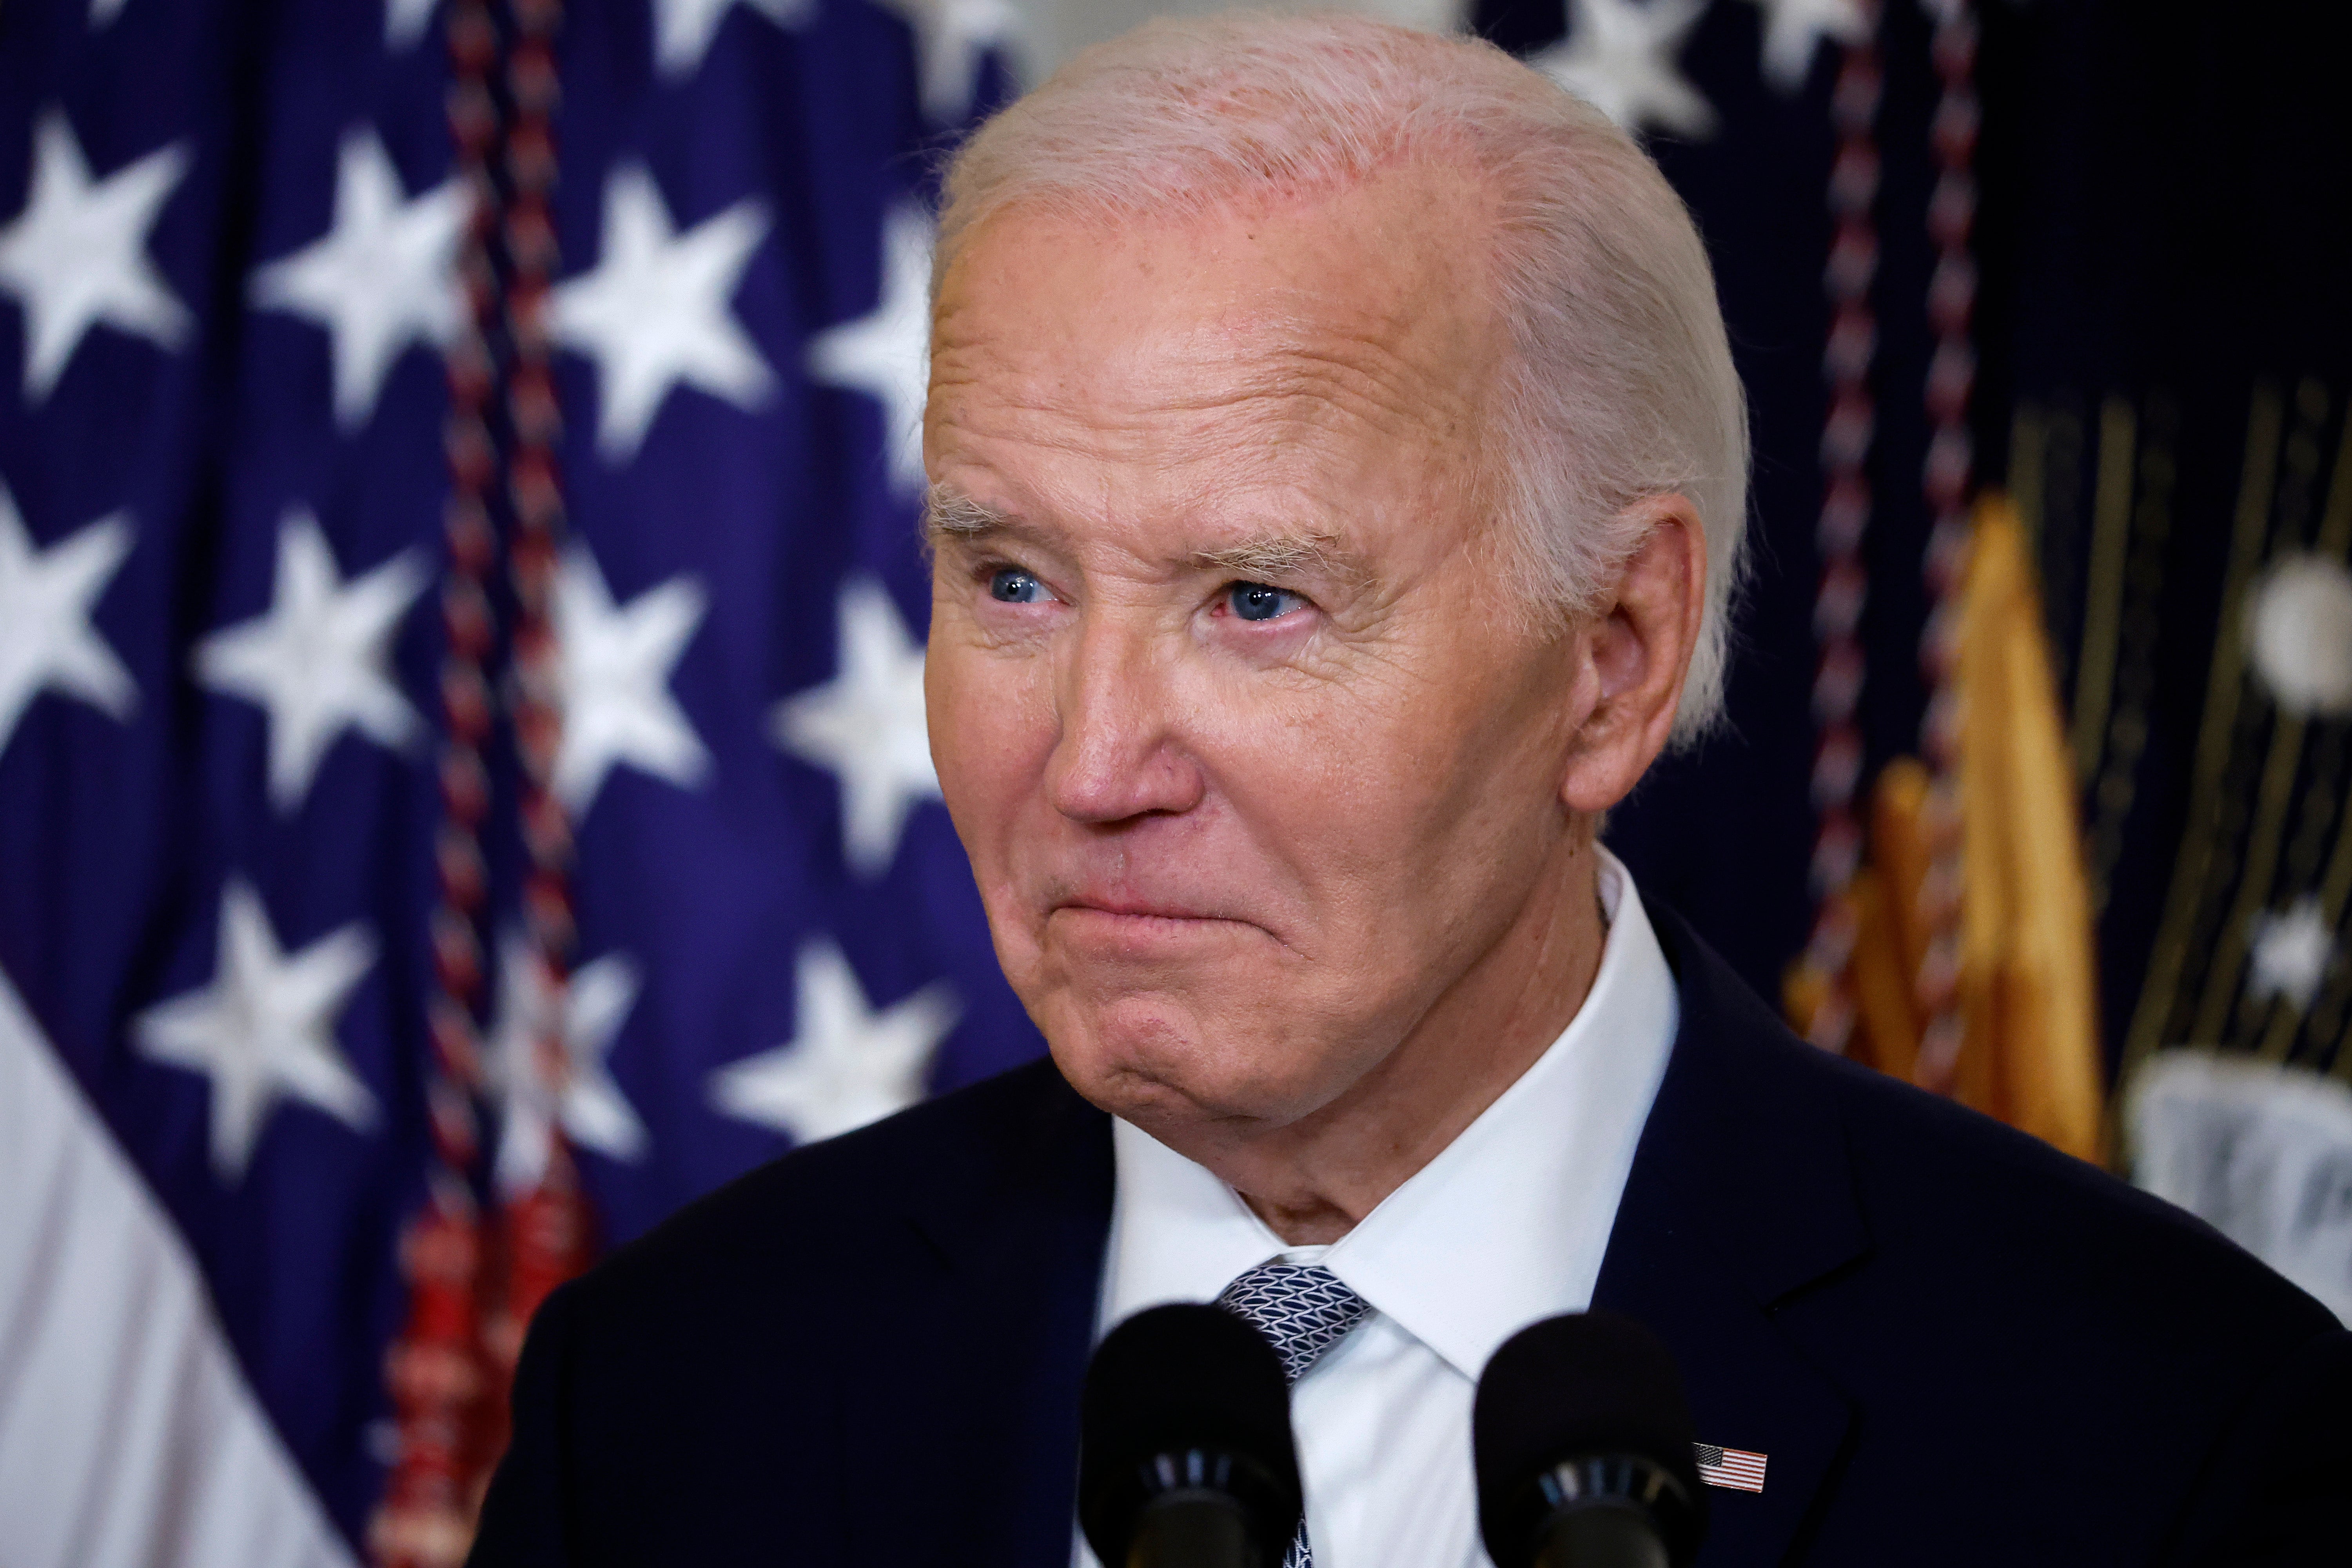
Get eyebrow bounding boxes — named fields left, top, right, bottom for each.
left=1189, top=534, right=1361, bottom=585
left=922, top=485, right=1012, bottom=544
left=922, top=483, right=1368, bottom=586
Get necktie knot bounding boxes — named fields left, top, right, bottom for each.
left=1215, top=1260, right=1372, bottom=1385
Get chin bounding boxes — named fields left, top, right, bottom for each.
left=1040, top=988, right=1344, bottom=1136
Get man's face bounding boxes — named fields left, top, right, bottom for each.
left=923, top=166, right=1593, bottom=1142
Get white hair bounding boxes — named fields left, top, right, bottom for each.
left=936, top=11, right=1749, bottom=740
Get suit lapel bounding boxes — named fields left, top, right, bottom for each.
left=1595, top=909, right=1869, bottom=1568
left=841, top=1064, right=1114, bottom=1568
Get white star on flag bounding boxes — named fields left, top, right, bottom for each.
left=771, top=575, right=939, bottom=877
left=551, top=165, right=775, bottom=461
left=652, top=0, right=814, bottom=80
left=0, top=111, right=191, bottom=401
left=133, top=881, right=379, bottom=1182
left=0, top=482, right=135, bottom=756
left=1534, top=0, right=1718, bottom=140
left=2249, top=898, right=2337, bottom=1013
left=877, top=0, right=1018, bottom=124
left=385, top=0, right=438, bottom=49
left=1745, top=0, right=1869, bottom=94
left=249, top=131, right=468, bottom=428
left=807, top=203, right=933, bottom=494
left=485, top=933, right=649, bottom=1197
left=708, top=940, right=958, bottom=1145
left=553, top=543, right=711, bottom=817
left=192, top=512, right=426, bottom=813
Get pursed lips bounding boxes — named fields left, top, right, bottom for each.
left=1044, top=893, right=1276, bottom=948
left=1057, top=891, right=1220, bottom=920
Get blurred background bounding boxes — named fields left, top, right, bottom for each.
left=1, top=0, right=2347, bottom=1564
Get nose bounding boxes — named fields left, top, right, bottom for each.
left=1044, top=610, right=1207, bottom=825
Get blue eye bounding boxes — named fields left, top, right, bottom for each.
left=1227, top=582, right=1304, bottom=622
left=989, top=567, right=1049, bottom=604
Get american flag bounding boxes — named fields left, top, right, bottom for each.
left=1695, top=1441, right=1771, bottom=1492
left=0, top=1, right=1031, bottom=1563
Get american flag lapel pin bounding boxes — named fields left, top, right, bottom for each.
left=1694, top=1442, right=1768, bottom=1493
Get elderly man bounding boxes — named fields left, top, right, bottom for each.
left=471, top=15, right=2348, bottom=1568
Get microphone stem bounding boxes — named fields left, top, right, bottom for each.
left=1536, top=1506, right=1670, bottom=1568
left=1126, top=1490, right=1259, bottom=1568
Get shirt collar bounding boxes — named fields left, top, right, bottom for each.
left=1100, top=848, right=1681, bottom=1381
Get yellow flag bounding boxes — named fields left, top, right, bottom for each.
left=1953, top=497, right=2105, bottom=1160
left=1789, top=496, right=2105, bottom=1161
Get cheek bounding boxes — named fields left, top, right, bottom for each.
left=925, top=635, right=1056, bottom=878
left=1196, top=658, right=1556, bottom=947
left=1189, top=666, right=1450, bottom=858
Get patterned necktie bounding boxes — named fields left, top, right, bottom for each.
left=1216, top=1261, right=1372, bottom=1568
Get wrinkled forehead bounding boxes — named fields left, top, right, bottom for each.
left=924, top=163, right=1507, bottom=486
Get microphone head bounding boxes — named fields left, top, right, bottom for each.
left=1473, top=1311, right=1706, bottom=1568
left=1078, top=1303, right=1303, bottom=1568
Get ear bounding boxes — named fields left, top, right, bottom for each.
left=1559, top=495, right=1708, bottom=815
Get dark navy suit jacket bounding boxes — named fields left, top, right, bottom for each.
left=470, top=909, right=2352, bottom=1566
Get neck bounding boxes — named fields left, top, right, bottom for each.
left=1198, top=835, right=1609, bottom=1246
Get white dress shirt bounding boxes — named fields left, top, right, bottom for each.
left=1076, top=850, right=1680, bottom=1568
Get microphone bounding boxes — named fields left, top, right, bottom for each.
left=1473, top=1312, right=1707, bottom=1568
left=1077, top=1303, right=1304, bottom=1568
